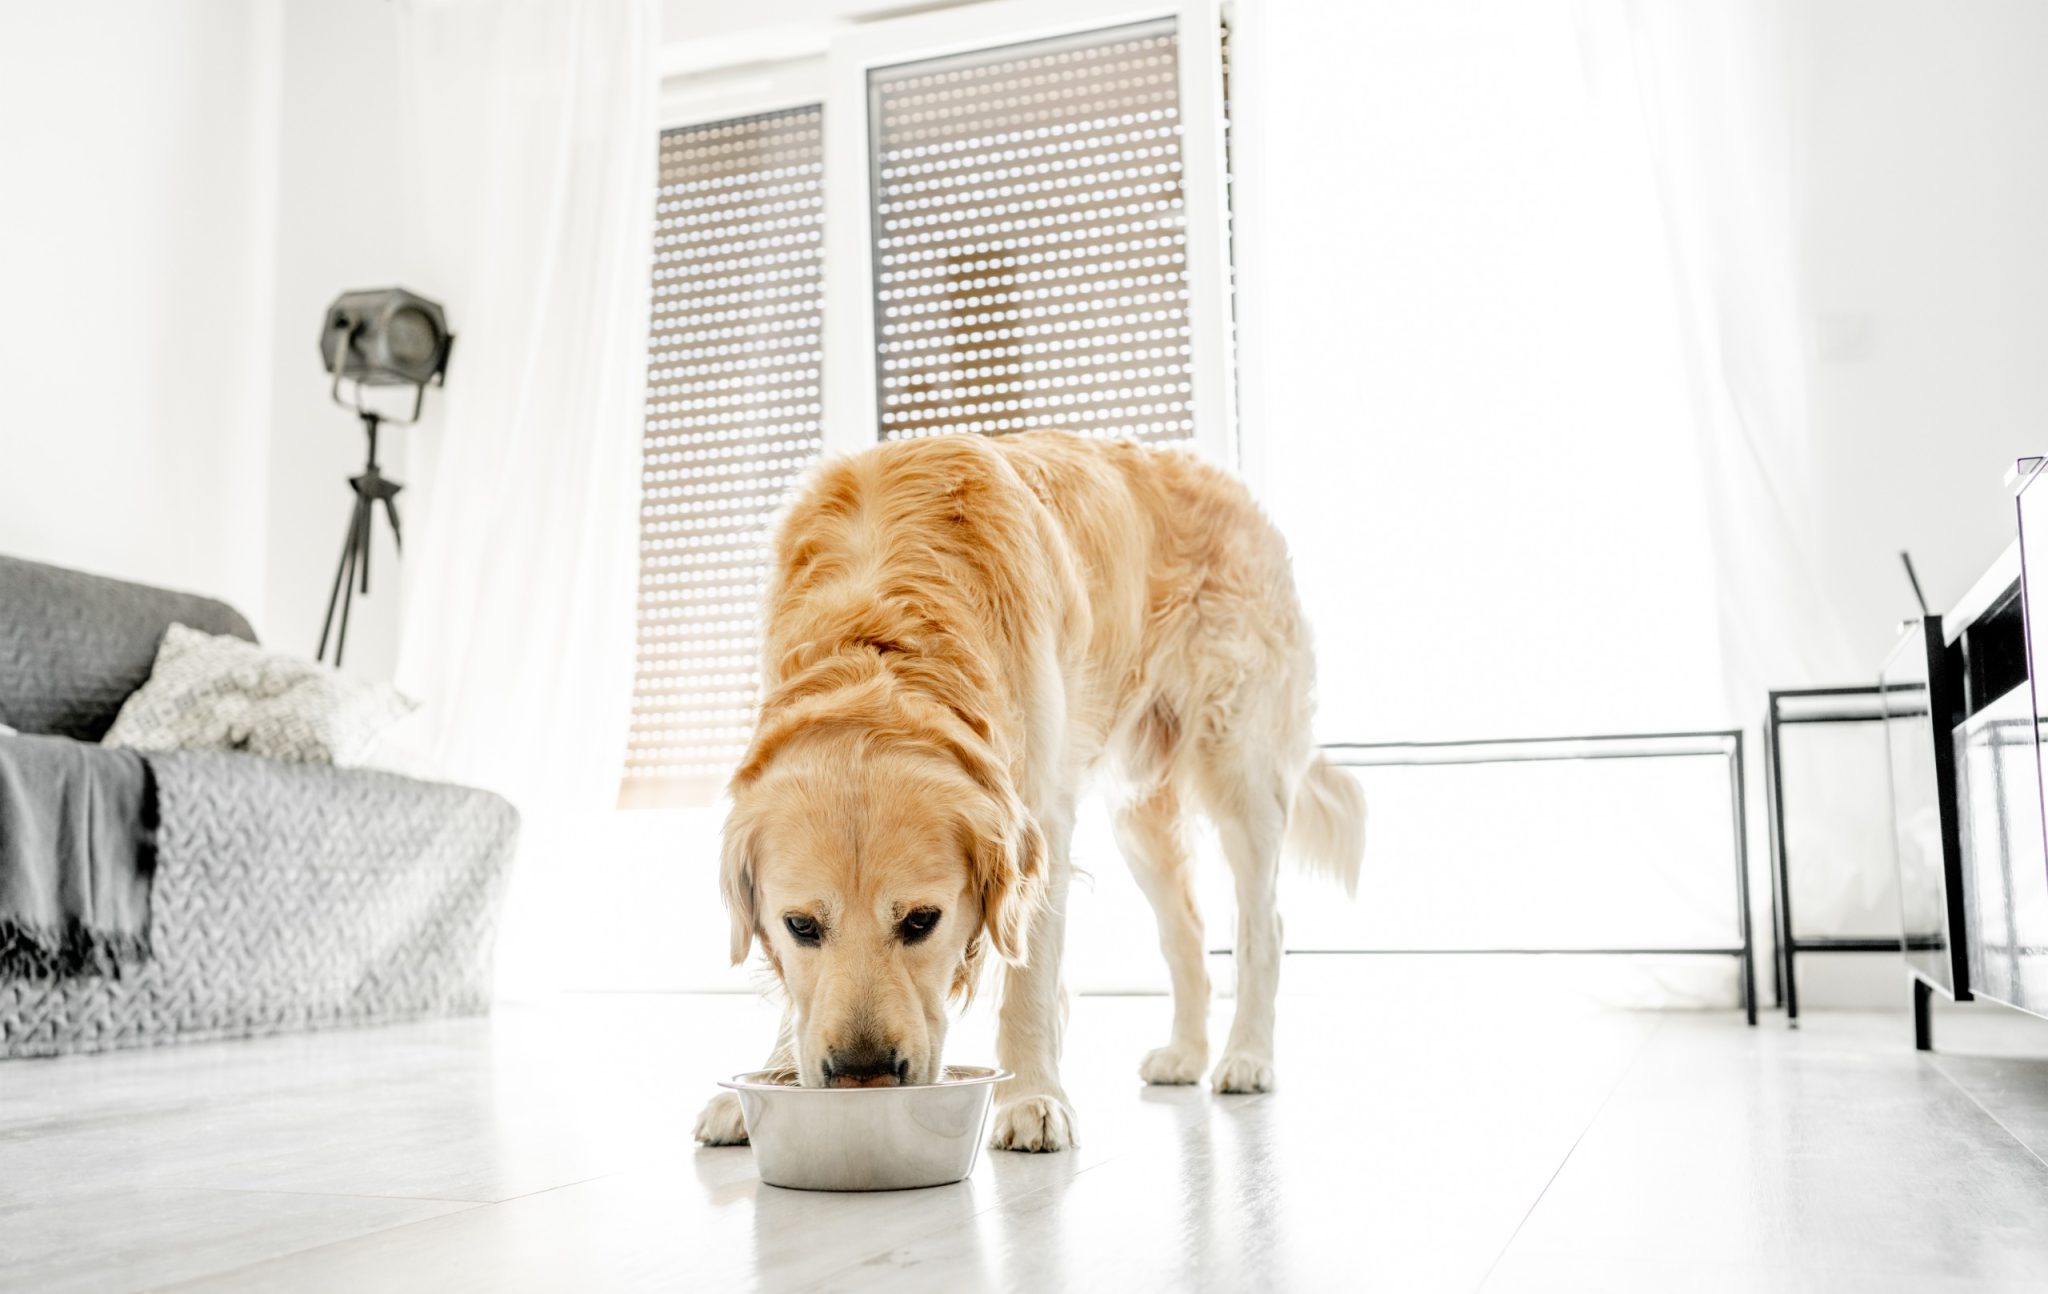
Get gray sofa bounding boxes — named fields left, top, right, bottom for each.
left=0, top=555, right=519, bottom=1057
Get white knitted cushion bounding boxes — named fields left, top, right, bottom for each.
left=103, top=624, right=416, bottom=766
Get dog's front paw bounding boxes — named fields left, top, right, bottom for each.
left=693, top=1091, right=750, bottom=1146
left=988, top=1093, right=1077, bottom=1153
left=1210, top=1052, right=1275, bottom=1094
left=1139, top=1043, right=1207, bottom=1086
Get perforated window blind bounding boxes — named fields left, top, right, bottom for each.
left=622, top=107, right=825, bottom=808
left=869, top=20, right=1197, bottom=444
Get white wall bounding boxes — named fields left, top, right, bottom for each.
left=0, top=1, right=420, bottom=674
left=0, top=1, right=282, bottom=624
left=1790, top=0, right=2048, bottom=660
left=260, top=0, right=410, bottom=676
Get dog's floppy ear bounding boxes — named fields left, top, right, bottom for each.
left=973, top=795, right=1046, bottom=966
left=932, top=721, right=1047, bottom=966
left=719, top=819, right=758, bottom=966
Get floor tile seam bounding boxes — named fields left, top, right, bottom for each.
left=1472, top=1015, right=1665, bottom=1293
left=146, top=1184, right=499, bottom=1206
left=1928, top=1054, right=2048, bottom=1174
left=139, top=1199, right=498, bottom=1294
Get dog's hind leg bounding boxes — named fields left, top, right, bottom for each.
left=1114, top=782, right=1211, bottom=1084
left=1198, top=760, right=1288, bottom=1094
left=692, top=1006, right=795, bottom=1146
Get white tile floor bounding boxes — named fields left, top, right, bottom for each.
left=6, top=988, right=2048, bottom=1292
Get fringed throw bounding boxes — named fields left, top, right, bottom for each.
left=0, top=733, right=155, bottom=980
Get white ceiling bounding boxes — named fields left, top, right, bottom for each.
left=658, top=0, right=989, bottom=72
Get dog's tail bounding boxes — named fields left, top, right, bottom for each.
left=1284, top=754, right=1365, bottom=896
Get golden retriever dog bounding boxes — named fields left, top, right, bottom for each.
left=693, top=430, right=1363, bottom=1153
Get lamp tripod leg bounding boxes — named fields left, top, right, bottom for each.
left=343, top=516, right=362, bottom=663
left=318, top=498, right=361, bottom=662
left=334, top=497, right=370, bottom=668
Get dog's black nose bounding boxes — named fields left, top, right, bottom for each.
left=822, top=1044, right=909, bottom=1087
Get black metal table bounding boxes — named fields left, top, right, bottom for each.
left=1763, top=686, right=1929, bottom=1027
left=1266, top=731, right=1758, bottom=1024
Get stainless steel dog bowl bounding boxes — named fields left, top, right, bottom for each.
left=720, top=1065, right=1009, bottom=1191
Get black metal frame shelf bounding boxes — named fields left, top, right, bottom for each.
left=1229, top=731, right=1757, bottom=1024
left=1763, top=686, right=1911, bottom=1028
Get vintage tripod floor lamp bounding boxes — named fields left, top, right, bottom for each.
left=316, top=288, right=453, bottom=666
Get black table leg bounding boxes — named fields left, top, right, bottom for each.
left=1765, top=700, right=1799, bottom=1028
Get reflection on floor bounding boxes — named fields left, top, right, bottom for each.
left=4, top=989, right=2048, bottom=1292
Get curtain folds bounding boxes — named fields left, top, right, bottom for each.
left=393, top=0, right=656, bottom=993
left=1608, top=0, right=1863, bottom=707
left=1601, top=0, right=1879, bottom=978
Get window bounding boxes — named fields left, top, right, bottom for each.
left=622, top=5, right=1228, bottom=810
left=622, top=107, right=825, bottom=808
left=626, top=4, right=1233, bottom=814
left=868, top=21, right=1199, bottom=445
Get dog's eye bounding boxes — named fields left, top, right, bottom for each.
left=783, top=914, right=822, bottom=945
left=898, top=908, right=941, bottom=944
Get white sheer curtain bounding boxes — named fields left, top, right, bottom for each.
left=393, top=0, right=656, bottom=995
left=1601, top=0, right=1876, bottom=981
left=1236, top=0, right=1724, bottom=747
left=1605, top=0, right=1863, bottom=705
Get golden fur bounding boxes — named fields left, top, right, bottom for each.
left=698, top=431, right=1363, bottom=1147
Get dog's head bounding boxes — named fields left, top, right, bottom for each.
left=719, top=719, right=1044, bottom=1087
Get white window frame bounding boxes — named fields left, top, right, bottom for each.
left=824, top=0, right=1234, bottom=465
left=657, top=59, right=825, bottom=135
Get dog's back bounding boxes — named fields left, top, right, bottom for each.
left=766, top=429, right=1324, bottom=769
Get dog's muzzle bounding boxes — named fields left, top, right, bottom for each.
left=822, top=1043, right=909, bottom=1088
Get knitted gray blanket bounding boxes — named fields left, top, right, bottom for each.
left=0, top=732, right=154, bottom=977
